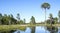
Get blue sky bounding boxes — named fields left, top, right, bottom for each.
left=0, top=0, right=60, bottom=23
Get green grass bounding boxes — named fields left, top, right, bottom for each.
left=0, top=25, right=26, bottom=31
left=0, top=24, right=60, bottom=31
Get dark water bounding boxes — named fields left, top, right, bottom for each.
left=0, top=26, right=60, bottom=33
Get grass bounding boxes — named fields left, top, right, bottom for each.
left=0, top=25, right=26, bottom=31
left=0, top=24, right=60, bottom=31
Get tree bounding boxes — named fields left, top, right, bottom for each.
left=7, top=15, right=11, bottom=25
left=48, top=13, right=58, bottom=25
left=53, top=17, right=58, bottom=24
left=0, top=13, right=2, bottom=24
left=30, top=16, right=36, bottom=24
left=8, top=14, right=16, bottom=25
left=58, top=11, right=60, bottom=22
left=9, top=14, right=17, bottom=24
left=41, top=2, right=50, bottom=25
left=0, top=13, right=2, bottom=17
left=23, top=18, right=26, bottom=24
left=46, top=19, right=50, bottom=24
left=19, top=20, right=24, bottom=24
left=49, top=13, right=53, bottom=18
left=11, top=17, right=17, bottom=24
left=16, top=13, right=20, bottom=21
left=49, top=13, right=55, bottom=25
left=46, top=13, right=53, bottom=24
left=0, top=14, right=17, bottom=25
left=2, top=14, right=9, bottom=25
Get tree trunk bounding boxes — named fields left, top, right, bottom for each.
left=45, top=9, right=46, bottom=25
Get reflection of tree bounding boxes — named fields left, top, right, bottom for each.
left=46, top=26, right=58, bottom=33
left=0, top=30, right=16, bottom=33
left=0, top=26, right=26, bottom=33
left=30, top=26, right=35, bottom=33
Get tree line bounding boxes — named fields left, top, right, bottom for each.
left=0, top=12, right=60, bottom=25
left=0, top=13, right=36, bottom=25
left=0, top=13, right=25, bottom=25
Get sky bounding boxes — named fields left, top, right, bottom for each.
left=0, top=0, right=60, bottom=23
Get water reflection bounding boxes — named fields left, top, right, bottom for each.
left=14, top=26, right=27, bottom=33
left=30, top=26, right=35, bottom=33
left=0, top=26, right=60, bottom=33
left=0, top=30, right=16, bottom=33
left=46, top=26, right=58, bottom=33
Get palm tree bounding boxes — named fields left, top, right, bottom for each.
left=41, top=2, right=50, bottom=25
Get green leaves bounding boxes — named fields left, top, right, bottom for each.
left=30, top=16, right=36, bottom=24
left=16, top=13, right=20, bottom=21
left=41, top=2, right=50, bottom=9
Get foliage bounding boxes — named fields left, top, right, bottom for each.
left=23, top=18, right=26, bottom=24
left=0, top=13, right=24, bottom=25
left=17, top=20, right=24, bottom=24
left=58, top=11, right=60, bottom=22
left=41, top=2, right=50, bottom=9
left=30, top=16, right=36, bottom=24
left=16, top=13, right=20, bottom=21
left=41, top=2, right=50, bottom=25
left=46, top=13, right=58, bottom=24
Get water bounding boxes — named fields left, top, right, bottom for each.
left=0, top=26, right=60, bottom=33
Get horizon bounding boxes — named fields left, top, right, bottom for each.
left=0, top=0, right=60, bottom=23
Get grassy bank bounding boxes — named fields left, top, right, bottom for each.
left=0, top=25, right=26, bottom=31
left=0, top=24, right=60, bottom=31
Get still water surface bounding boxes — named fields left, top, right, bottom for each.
left=0, top=26, right=60, bottom=33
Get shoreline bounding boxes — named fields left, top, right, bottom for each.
left=0, top=24, right=60, bottom=26
left=0, top=24, right=60, bottom=31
